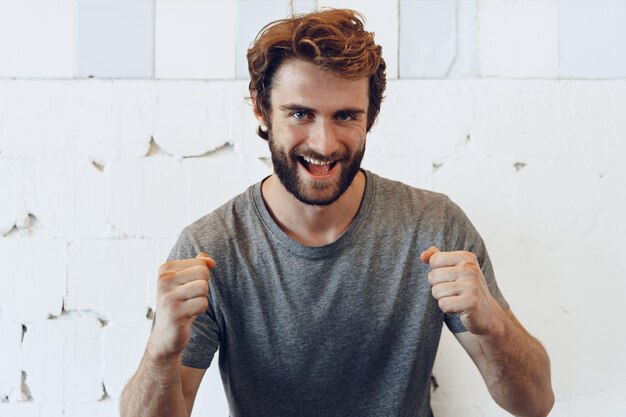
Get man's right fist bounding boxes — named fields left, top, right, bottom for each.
left=147, top=252, right=215, bottom=362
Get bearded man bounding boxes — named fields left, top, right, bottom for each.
left=121, top=9, right=554, bottom=417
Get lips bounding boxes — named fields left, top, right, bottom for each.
left=299, top=155, right=338, bottom=176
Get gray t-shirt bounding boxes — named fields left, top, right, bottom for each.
left=168, top=170, right=507, bottom=417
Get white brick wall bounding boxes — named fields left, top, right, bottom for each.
left=155, top=0, right=237, bottom=80
left=478, top=0, right=560, bottom=78
left=21, top=318, right=103, bottom=402
left=0, top=0, right=74, bottom=78
left=1, top=1, right=625, bottom=416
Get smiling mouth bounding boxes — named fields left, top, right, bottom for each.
left=299, top=155, right=339, bottom=176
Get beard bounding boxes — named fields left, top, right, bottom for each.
left=268, top=132, right=365, bottom=206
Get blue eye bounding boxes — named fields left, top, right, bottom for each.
left=293, top=111, right=307, bottom=119
left=337, top=112, right=354, bottom=121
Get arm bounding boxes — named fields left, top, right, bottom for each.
left=421, top=247, right=554, bottom=417
left=120, top=253, right=215, bottom=417
left=455, top=310, right=553, bottom=417
left=120, top=355, right=205, bottom=417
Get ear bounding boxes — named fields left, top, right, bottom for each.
left=250, top=91, right=267, bottom=129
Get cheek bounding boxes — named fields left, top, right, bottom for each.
left=342, top=124, right=367, bottom=143
left=275, top=124, right=310, bottom=142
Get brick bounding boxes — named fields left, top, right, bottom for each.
left=66, top=239, right=150, bottom=321
left=554, top=81, right=626, bottom=171
left=155, top=0, right=236, bottom=79
left=71, top=81, right=152, bottom=158
left=382, top=80, right=475, bottom=160
left=71, top=158, right=109, bottom=238
left=431, top=153, right=516, bottom=242
left=447, top=0, right=479, bottom=78
left=0, top=239, right=65, bottom=322
left=0, top=81, right=5, bottom=152
left=107, top=156, right=186, bottom=238
left=591, top=165, right=626, bottom=254
left=319, top=0, right=399, bottom=79
left=0, top=403, right=65, bottom=417
left=431, top=329, right=489, bottom=412
left=485, top=236, right=580, bottom=332
left=0, top=159, right=26, bottom=236
left=478, top=0, right=558, bottom=78
left=362, top=80, right=399, bottom=159
left=539, top=301, right=624, bottom=415
left=361, top=156, right=432, bottom=191
left=75, top=0, right=153, bottom=78
left=153, top=82, right=233, bottom=157
left=102, top=319, right=152, bottom=398
left=24, top=156, right=75, bottom=236
left=190, top=351, right=229, bottom=416
left=63, top=401, right=117, bottom=417
left=183, top=149, right=271, bottom=224
left=0, top=0, right=73, bottom=78
left=473, top=80, right=561, bottom=161
left=0, top=81, right=70, bottom=156
left=291, top=0, right=316, bottom=13
left=399, top=0, right=457, bottom=78
left=510, top=160, right=601, bottom=249
left=231, top=81, right=272, bottom=158
left=21, top=318, right=103, bottom=402
left=474, top=80, right=626, bottom=166
left=560, top=0, right=626, bottom=79
left=236, top=0, right=292, bottom=79
left=26, top=156, right=108, bottom=239
left=0, top=320, right=21, bottom=401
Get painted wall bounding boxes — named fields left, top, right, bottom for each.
left=1, top=0, right=625, bottom=415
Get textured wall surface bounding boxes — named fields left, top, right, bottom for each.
left=1, top=0, right=625, bottom=416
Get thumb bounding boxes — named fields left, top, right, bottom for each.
left=420, top=246, right=440, bottom=264
left=196, top=252, right=216, bottom=268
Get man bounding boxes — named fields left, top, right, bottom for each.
left=121, top=9, right=554, bottom=417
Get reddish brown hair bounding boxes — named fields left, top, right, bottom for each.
left=247, top=8, right=387, bottom=140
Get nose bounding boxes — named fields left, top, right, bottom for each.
left=308, top=118, right=340, bottom=156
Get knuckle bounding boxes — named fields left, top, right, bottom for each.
left=158, top=261, right=175, bottom=275
left=158, top=270, right=176, bottom=284
left=463, top=250, right=476, bottom=260
left=156, top=272, right=177, bottom=295
left=460, top=260, right=474, bottom=270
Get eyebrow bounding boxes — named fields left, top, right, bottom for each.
left=279, top=104, right=366, bottom=114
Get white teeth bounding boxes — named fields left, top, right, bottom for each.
left=303, top=156, right=332, bottom=165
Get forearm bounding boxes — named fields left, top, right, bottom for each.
left=120, top=350, right=188, bottom=417
left=476, top=310, right=554, bottom=417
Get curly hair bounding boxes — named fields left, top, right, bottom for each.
left=247, top=9, right=387, bottom=140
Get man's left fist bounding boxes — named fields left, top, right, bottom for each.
left=420, top=246, right=505, bottom=335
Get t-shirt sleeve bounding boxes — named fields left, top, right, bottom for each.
left=442, top=198, right=509, bottom=333
left=165, top=228, right=220, bottom=369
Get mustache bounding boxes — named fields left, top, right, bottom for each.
left=291, top=148, right=346, bottom=163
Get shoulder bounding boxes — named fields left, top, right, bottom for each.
left=365, top=171, right=478, bottom=247
left=169, top=183, right=260, bottom=260
left=367, top=171, right=455, bottom=218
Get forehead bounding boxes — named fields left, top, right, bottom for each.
left=271, top=59, right=369, bottom=109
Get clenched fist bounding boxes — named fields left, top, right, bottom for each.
left=147, top=252, right=215, bottom=361
left=420, top=246, right=505, bottom=335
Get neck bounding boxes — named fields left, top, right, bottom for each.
left=261, top=170, right=366, bottom=247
